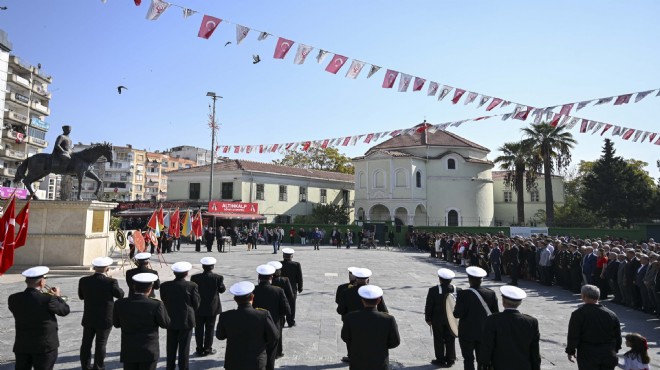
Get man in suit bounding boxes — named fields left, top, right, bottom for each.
left=78, top=257, right=125, bottom=370
left=569, top=244, right=583, bottom=293
left=280, top=248, right=303, bottom=327
left=489, top=243, right=502, bottom=281
left=582, top=246, right=597, bottom=285
left=623, top=249, right=641, bottom=307
left=341, top=285, right=400, bottom=370
left=9, top=266, right=71, bottom=370
left=216, top=281, right=279, bottom=370
left=508, top=241, right=521, bottom=286
left=453, top=266, right=499, bottom=370
left=252, top=264, right=291, bottom=370
left=113, top=272, right=171, bottom=370
left=479, top=286, right=541, bottom=370
left=125, top=253, right=160, bottom=298
left=425, top=268, right=459, bottom=368
left=190, top=257, right=225, bottom=357
left=635, top=255, right=650, bottom=312
left=268, top=261, right=295, bottom=359
left=604, top=252, right=621, bottom=303
left=160, top=262, right=200, bottom=370
left=615, top=253, right=627, bottom=304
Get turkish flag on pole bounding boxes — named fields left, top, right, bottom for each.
left=197, top=15, right=221, bottom=39
left=325, top=55, right=348, bottom=74
left=192, top=211, right=203, bottom=238
left=157, top=207, right=164, bottom=230
left=147, top=209, right=160, bottom=236
left=14, top=201, right=30, bottom=249
left=273, top=37, right=294, bottom=59
left=381, top=70, right=398, bottom=88
left=170, top=208, right=180, bottom=238
left=451, top=89, right=466, bottom=104
left=0, top=197, right=16, bottom=275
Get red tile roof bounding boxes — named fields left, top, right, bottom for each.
left=369, top=123, right=489, bottom=153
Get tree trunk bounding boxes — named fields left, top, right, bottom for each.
left=515, top=166, right=525, bottom=225
left=543, top=155, right=554, bottom=227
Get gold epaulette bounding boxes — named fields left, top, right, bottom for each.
left=256, top=307, right=267, bottom=311
left=347, top=284, right=353, bottom=289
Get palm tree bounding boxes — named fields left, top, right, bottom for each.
left=494, top=141, right=536, bottom=225
left=521, top=123, right=577, bottom=226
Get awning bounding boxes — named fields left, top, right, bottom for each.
left=204, top=212, right=266, bottom=221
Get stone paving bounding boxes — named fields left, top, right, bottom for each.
left=0, top=242, right=658, bottom=369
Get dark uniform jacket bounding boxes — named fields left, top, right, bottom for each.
left=113, top=294, right=171, bottom=363
left=272, top=275, right=295, bottom=307
left=337, top=284, right=389, bottom=318
left=624, top=257, right=641, bottom=286
left=425, top=283, right=459, bottom=325
left=252, top=281, right=291, bottom=322
left=190, top=271, right=225, bottom=317
left=280, top=260, right=303, bottom=293
left=453, top=286, right=499, bottom=341
left=126, top=265, right=160, bottom=297
left=78, top=273, right=125, bottom=328
left=341, top=307, right=401, bottom=370
left=216, top=303, right=279, bottom=370
left=160, top=278, right=200, bottom=330
left=479, top=309, right=541, bottom=370
left=570, top=251, right=583, bottom=271
left=565, top=303, right=621, bottom=356
left=8, top=288, right=70, bottom=354
left=335, top=282, right=352, bottom=305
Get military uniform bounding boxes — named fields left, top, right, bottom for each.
left=558, top=248, right=571, bottom=289
left=160, top=273, right=200, bottom=370
left=337, top=284, right=388, bottom=318
left=190, top=267, right=225, bottom=355
left=569, top=250, right=583, bottom=293
left=271, top=274, right=294, bottom=357
left=425, top=283, right=459, bottom=366
left=126, top=264, right=160, bottom=298
left=280, top=254, right=303, bottom=326
left=252, top=280, right=291, bottom=370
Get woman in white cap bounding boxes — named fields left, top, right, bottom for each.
left=190, top=257, right=226, bottom=357
left=425, top=268, right=459, bottom=367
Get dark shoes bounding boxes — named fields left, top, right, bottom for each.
left=197, top=349, right=216, bottom=356
left=341, top=356, right=350, bottom=363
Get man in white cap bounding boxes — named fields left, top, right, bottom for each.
left=78, top=256, right=125, bottom=370
left=160, top=262, right=200, bottom=370
left=125, top=252, right=160, bottom=298
left=252, top=264, right=291, bottom=370
left=453, top=266, right=499, bottom=370
left=335, top=267, right=358, bottom=362
left=280, top=248, right=303, bottom=327
left=425, top=268, right=459, bottom=367
left=113, top=273, right=170, bottom=370
left=216, top=281, right=279, bottom=370
left=341, top=285, right=400, bottom=370
left=190, top=257, right=226, bottom=357
left=479, top=286, right=541, bottom=370
left=268, top=261, right=294, bottom=359
left=9, top=266, right=70, bottom=370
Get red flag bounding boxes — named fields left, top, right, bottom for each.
left=321, top=139, right=330, bottom=149
left=147, top=209, right=159, bottom=230
left=649, top=133, right=657, bottom=143
left=302, top=141, right=312, bottom=151
left=325, top=54, right=348, bottom=74
left=270, top=144, right=279, bottom=152
left=601, top=124, right=613, bottom=136
left=134, top=0, right=141, bottom=5
left=157, top=207, right=164, bottom=229
left=197, top=15, right=221, bottom=39
left=234, top=146, right=240, bottom=153
left=559, top=104, right=574, bottom=116
left=273, top=37, right=294, bottom=59
left=451, top=89, right=466, bottom=104
left=192, top=212, right=203, bottom=238
left=222, top=146, right=229, bottom=153
left=14, top=201, right=29, bottom=249
left=412, top=77, right=425, bottom=92
left=580, top=119, right=588, bottom=133
left=170, top=208, right=180, bottom=238
left=622, top=129, right=635, bottom=140
left=342, top=137, right=351, bottom=146
left=416, top=123, right=432, bottom=133
left=655, top=136, right=660, bottom=145
left=614, top=94, right=632, bottom=105
left=513, top=107, right=532, bottom=121
left=0, top=197, right=16, bottom=275
left=549, top=114, right=561, bottom=127
left=364, top=133, right=374, bottom=144
left=486, top=98, right=502, bottom=111
left=381, top=69, right=398, bottom=88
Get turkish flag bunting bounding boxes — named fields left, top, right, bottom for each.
left=14, top=201, right=29, bottom=249
left=198, top=15, right=221, bottom=39
left=270, top=144, right=279, bottom=153
left=274, top=37, right=294, bottom=59
left=382, top=70, right=398, bottom=88
left=513, top=107, right=532, bottom=121
left=580, top=119, right=588, bottom=133
left=560, top=104, right=574, bottom=116
left=622, top=129, right=635, bottom=140
left=550, top=114, right=562, bottom=127
left=413, top=77, right=425, bottom=92
left=170, top=208, right=180, bottom=238
left=325, top=55, right=348, bottom=74
left=321, top=139, right=329, bottom=149
left=416, top=123, right=432, bottom=133
left=486, top=98, right=502, bottom=111
left=427, top=81, right=439, bottom=96
left=614, top=94, right=632, bottom=105
left=342, top=137, right=351, bottom=146
left=451, top=89, right=466, bottom=104
left=364, top=133, right=374, bottom=144
left=0, top=197, right=16, bottom=275
left=134, top=0, right=141, bottom=5
left=302, top=141, right=312, bottom=151
left=601, top=124, right=613, bottom=136
left=649, top=133, right=657, bottom=143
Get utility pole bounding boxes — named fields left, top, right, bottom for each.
left=206, top=92, right=222, bottom=201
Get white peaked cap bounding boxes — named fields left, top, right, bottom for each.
left=230, top=281, right=255, bottom=296
left=135, top=252, right=151, bottom=260
left=200, top=257, right=217, bottom=265
left=282, top=248, right=295, bottom=255
left=347, top=266, right=359, bottom=273
left=171, top=261, right=192, bottom=273
left=133, top=273, right=158, bottom=283
left=268, top=261, right=283, bottom=269
left=256, top=264, right=276, bottom=275
left=358, top=285, right=383, bottom=299
left=500, top=285, right=527, bottom=301
left=92, top=257, right=113, bottom=267
left=437, top=268, right=455, bottom=280
left=466, top=266, right=487, bottom=278
left=352, top=268, right=372, bottom=279
left=22, top=266, right=49, bottom=279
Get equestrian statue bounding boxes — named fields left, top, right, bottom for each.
left=13, top=125, right=113, bottom=200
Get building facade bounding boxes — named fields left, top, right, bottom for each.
left=166, top=159, right=354, bottom=224
left=165, top=145, right=213, bottom=167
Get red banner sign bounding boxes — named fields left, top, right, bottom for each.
left=208, top=201, right=259, bottom=214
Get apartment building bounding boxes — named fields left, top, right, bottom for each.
left=164, top=145, right=213, bottom=166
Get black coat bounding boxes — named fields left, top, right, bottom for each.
left=8, top=288, right=70, bottom=354
left=272, top=275, right=295, bottom=307
left=252, top=281, right=291, bottom=322
left=78, top=273, right=125, bottom=328
left=341, top=307, right=401, bottom=370
left=126, top=265, right=160, bottom=297
left=216, top=303, right=279, bottom=370
left=479, top=310, right=541, bottom=370
left=624, top=257, right=640, bottom=284
left=160, top=278, right=200, bottom=330
left=425, top=283, right=458, bottom=325
left=604, top=260, right=620, bottom=281
left=113, top=294, right=171, bottom=363
left=335, top=282, right=352, bottom=305
left=453, top=286, right=499, bottom=341
left=337, top=284, right=388, bottom=318
left=565, top=303, right=621, bottom=357
left=190, top=271, right=225, bottom=317
left=280, top=260, right=303, bottom=293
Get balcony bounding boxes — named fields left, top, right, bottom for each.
left=28, top=136, right=48, bottom=148
left=30, top=117, right=50, bottom=131
left=4, top=111, right=29, bottom=126
left=33, top=68, right=53, bottom=83
left=31, top=102, right=50, bottom=115
left=2, top=130, right=24, bottom=142
left=8, top=73, right=31, bottom=89
left=9, top=56, right=32, bottom=73
left=0, top=148, right=27, bottom=160
left=32, top=84, right=52, bottom=99
left=6, top=92, right=30, bottom=107
left=2, top=167, right=17, bottom=177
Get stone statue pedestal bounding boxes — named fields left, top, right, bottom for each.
left=14, top=200, right=118, bottom=267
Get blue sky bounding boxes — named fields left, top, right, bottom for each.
left=2, top=1, right=659, bottom=177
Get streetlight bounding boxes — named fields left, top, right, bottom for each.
left=206, top=92, right=222, bottom=201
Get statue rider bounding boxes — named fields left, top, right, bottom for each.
left=52, top=125, right=73, bottom=173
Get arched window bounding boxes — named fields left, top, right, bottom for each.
left=447, top=210, right=459, bottom=226
left=447, top=158, right=456, bottom=170
left=415, top=171, right=422, bottom=188
left=373, top=170, right=385, bottom=188
left=395, top=169, right=407, bottom=188
left=358, top=172, right=366, bottom=189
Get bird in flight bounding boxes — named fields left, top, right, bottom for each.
left=0, top=6, right=7, bottom=10
left=252, top=55, right=261, bottom=64
left=117, top=86, right=128, bottom=94
left=224, top=41, right=232, bottom=47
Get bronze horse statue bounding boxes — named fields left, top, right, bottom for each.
left=14, top=143, right=113, bottom=200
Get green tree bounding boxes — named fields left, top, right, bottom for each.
left=273, top=147, right=354, bottom=174
left=494, top=141, right=537, bottom=225
left=310, top=203, right=350, bottom=225
left=522, top=122, right=576, bottom=226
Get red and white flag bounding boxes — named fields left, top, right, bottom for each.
left=412, top=77, right=425, bottom=92
left=641, top=131, right=650, bottom=142
left=635, top=90, right=654, bottom=103
left=345, top=60, right=365, bottom=79
left=246, top=146, right=253, bottom=154
left=601, top=124, right=613, bottom=136
left=486, top=98, right=502, bottom=111
left=427, top=82, right=439, bottom=96
left=559, top=104, right=574, bottom=116
left=236, top=25, right=250, bottom=44
left=580, top=119, right=588, bottom=133
left=316, top=50, right=328, bottom=64
left=398, top=73, right=412, bottom=92
left=274, top=37, right=294, bottom=59
left=302, top=141, right=312, bottom=151
left=367, top=65, right=380, bottom=78
left=648, top=133, right=657, bottom=143
left=591, top=122, right=604, bottom=134
left=293, top=44, right=313, bottom=65
left=464, top=92, right=478, bottom=105
left=549, top=114, right=561, bottom=127
left=197, top=15, right=221, bottom=39
left=566, top=117, right=580, bottom=129
left=364, top=133, right=374, bottom=144
left=382, top=70, right=398, bottom=88
left=451, top=89, right=466, bottom=104
left=614, top=94, right=632, bottom=105
left=576, top=101, right=591, bottom=111
left=633, top=130, right=643, bottom=142
left=594, top=97, right=614, bottom=106
left=478, top=96, right=490, bottom=108
left=270, top=144, right=279, bottom=152
left=14, top=201, right=29, bottom=249
left=325, top=54, right=348, bottom=74
left=321, top=139, right=330, bottom=149
left=655, top=136, right=660, bottom=145
left=146, top=0, right=170, bottom=20
left=222, top=146, right=229, bottom=153
left=514, top=107, right=532, bottom=121
left=0, top=197, right=16, bottom=275
left=170, top=208, right=180, bottom=238
left=342, top=137, right=351, bottom=146
left=622, top=128, right=635, bottom=140
left=234, top=146, right=240, bottom=153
